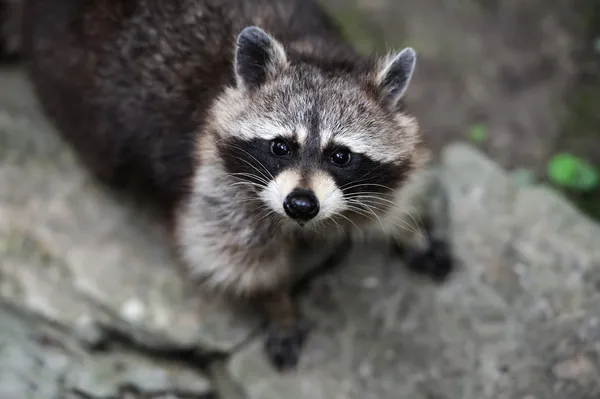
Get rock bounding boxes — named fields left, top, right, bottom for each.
left=0, top=66, right=258, bottom=353
left=228, top=143, right=600, bottom=399
left=3, top=59, right=600, bottom=399
left=553, top=354, right=597, bottom=383
left=0, top=302, right=213, bottom=398
left=504, top=300, right=600, bottom=398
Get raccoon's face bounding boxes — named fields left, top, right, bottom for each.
left=209, top=26, right=425, bottom=229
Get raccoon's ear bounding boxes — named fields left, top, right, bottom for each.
left=234, top=26, right=288, bottom=90
left=374, top=47, right=416, bottom=110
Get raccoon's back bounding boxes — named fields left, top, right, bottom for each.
left=21, top=0, right=344, bottom=212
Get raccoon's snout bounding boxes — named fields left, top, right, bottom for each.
left=283, top=189, right=320, bottom=223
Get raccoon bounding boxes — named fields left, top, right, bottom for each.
left=13, top=0, right=452, bottom=370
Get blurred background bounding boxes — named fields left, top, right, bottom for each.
left=1, top=1, right=600, bottom=398
left=319, top=0, right=600, bottom=221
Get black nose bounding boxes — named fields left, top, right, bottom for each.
left=283, top=189, right=320, bottom=222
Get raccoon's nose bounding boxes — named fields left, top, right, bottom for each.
left=283, top=189, right=320, bottom=222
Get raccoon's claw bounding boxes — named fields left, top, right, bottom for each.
left=399, top=237, right=453, bottom=283
left=263, top=319, right=310, bottom=372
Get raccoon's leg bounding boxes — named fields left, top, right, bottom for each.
left=0, top=0, right=23, bottom=62
left=259, top=290, right=310, bottom=372
left=391, top=215, right=453, bottom=283
left=258, top=236, right=353, bottom=371
left=387, top=168, right=454, bottom=283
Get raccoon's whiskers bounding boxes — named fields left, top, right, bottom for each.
left=214, top=141, right=273, bottom=181
left=356, top=201, right=420, bottom=236
left=271, top=217, right=294, bottom=235
left=345, top=192, right=424, bottom=236
left=330, top=211, right=362, bottom=233
left=312, top=218, right=341, bottom=236
left=222, top=143, right=287, bottom=200
left=342, top=203, right=379, bottom=222
left=220, top=182, right=261, bottom=197
left=365, top=201, right=423, bottom=237
left=348, top=200, right=385, bottom=231
left=306, top=221, right=326, bottom=237
left=338, top=164, right=387, bottom=191
left=341, top=181, right=413, bottom=232
left=225, top=153, right=273, bottom=184
left=226, top=172, right=270, bottom=186
left=341, top=182, right=396, bottom=194
left=318, top=186, right=383, bottom=233
left=214, top=171, right=270, bottom=188
left=325, top=218, right=344, bottom=235
left=228, top=181, right=266, bottom=192
left=346, top=199, right=421, bottom=237
left=251, top=206, right=279, bottom=228
left=218, top=196, right=261, bottom=209
left=221, top=143, right=275, bottom=179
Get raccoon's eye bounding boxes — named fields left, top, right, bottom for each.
left=330, top=148, right=352, bottom=166
left=270, top=139, right=291, bottom=157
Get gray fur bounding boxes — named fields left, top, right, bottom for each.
left=377, top=47, right=417, bottom=110
left=180, top=27, right=426, bottom=295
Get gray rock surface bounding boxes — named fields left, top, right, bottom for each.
left=0, top=66, right=247, bottom=398
left=0, top=302, right=212, bottom=399
left=2, top=64, right=600, bottom=399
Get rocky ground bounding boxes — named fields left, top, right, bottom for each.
left=1, top=62, right=600, bottom=398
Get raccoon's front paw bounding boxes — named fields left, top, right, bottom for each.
left=263, top=319, right=310, bottom=372
left=398, top=237, right=453, bottom=283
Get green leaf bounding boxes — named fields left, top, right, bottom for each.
left=547, top=153, right=599, bottom=191
left=468, top=123, right=488, bottom=144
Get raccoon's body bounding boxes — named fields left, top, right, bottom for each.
left=13, top=0, right=452, bottom=370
